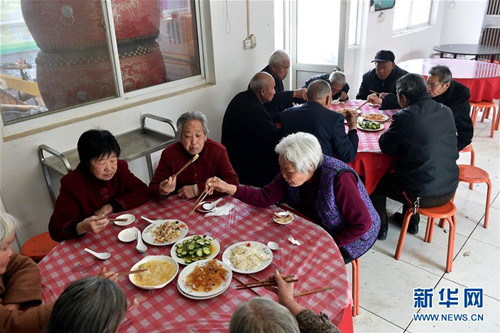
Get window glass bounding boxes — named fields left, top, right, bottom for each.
left=393, top=0, right=411, bottom=31
left=393, top=0, right=432, bottom=32
left=410, top=0, right=432, bottom=26
left=348, top=0, right=359, bottom=46
left=0, top=0, right=201, bottom=125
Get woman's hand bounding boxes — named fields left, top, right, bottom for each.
left=159, top=176, right=176, bottom=196
left=76, top=215, right=109, bottom=235
left=98, top=267, right=118, bottom=282
left=205, top=177, right=237, bottom=196
left=95, top=204, right=113, bottom=216
left=178, top=185, right=197, bottom=199
left=273, top=269, right=305, bottom=316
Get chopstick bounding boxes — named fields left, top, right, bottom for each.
left=236, top=275, right=298, bottom=290
left=117, top=268, right=147, bottom=276
left=173, top=154, right=199, bottom=178
left=369, top=89, right=379, bottom=94
left=354, top=100, right=369, bottom=112
left=233, top=275, right=261, bottom=296
left=188, top=177, right=218, bottom=215
left=108, top=218, right=127, bottom=222
left=294, top=286, right=334, bottom=297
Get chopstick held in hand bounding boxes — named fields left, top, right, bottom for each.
left=173, top=154, right=199, bottom=178
left=354, top=100, right=369, bottom=112
left=188, top=177, right=218, bottom=214
left=117, top=268, right=147, bottom=276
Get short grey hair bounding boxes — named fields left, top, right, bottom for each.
left=176, top=111, right=209, bottom=140
left=429, top=65, right=452, bottom=84
left=268, top=50, right=290, bottom=67
left=328, top=71, right=346, bottom=86
left=306, top=79, right=332, bottom=101
left=46, top=276, right=127, bottom=333
left=229, top=297, right=300, bottom=333
left=275, top=132, right=324, bottom=174
left=0, top=211, right=18, bottom=245
left=249, top=72, right=274, bottom=93
left=396, top=73, right=428, bottom=104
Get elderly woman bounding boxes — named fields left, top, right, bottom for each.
left=230, top=269, right=340, bottom=333
left=0, top=211, right=54, bottom=332
left=149, top=111, right=238, bottom=200
left=49, top=129, right=150, bottom=242
left=46, top=276, right=126, bottom=333
left=207, top=132, right=380, bottom=263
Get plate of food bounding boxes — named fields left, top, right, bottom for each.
left=357, top=120, right=384, bottom=132
left=142, top=220, right=189, bottom=246
left=171, top=235, right=220, bottom=265
left=129, top=255, right=179, bottom=290
left=114, top=213, right=135, bottom=226
left=273, top=211, right=294, bottom=225
left=362, top=113, right=389, bottom=122
left=222, top=241, right=273, bottom=274
left=177, top=259, right=232, bottom=298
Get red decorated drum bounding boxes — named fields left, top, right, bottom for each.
left=21, top=0, right=161, bottom=53
left=36, top=42, right=166, bottom=109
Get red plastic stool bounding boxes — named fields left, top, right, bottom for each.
left=457, top=164, right=491, bottom=228
left=395, top=201, right=457, bottom=273
left=351, top=258, right=360, bottom=316
left=470, top=101, right=498, bottom=138
left=21, top=231, right=58, bottom=262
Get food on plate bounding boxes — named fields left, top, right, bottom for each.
left=363, top=113, right=387, bottom=122
left=132, top=260, right=177, bottom=287
left=273, top=212, right=293, bottom=224
left=229, top=243, right=271, bottom=270
left=149, top=220, right=183, bottom=243
left=185, top=259, right=228, bottom=292
left=358, top=120, right=381, bottom=130
left=175, top=235, right=213, bottom=263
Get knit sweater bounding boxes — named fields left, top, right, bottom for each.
left=0, top=253, right=54, bottom=332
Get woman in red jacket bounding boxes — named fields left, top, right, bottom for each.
left=49, top=130, right=150, bottom=241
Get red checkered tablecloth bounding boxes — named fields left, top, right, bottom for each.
left=39, top=196, right=352, bottom=332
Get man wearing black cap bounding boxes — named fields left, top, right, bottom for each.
left=356, top=50, right=408, bottom=110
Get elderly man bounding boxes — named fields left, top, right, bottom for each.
left=263, top=50, right=307, bottom=121
left=222, top=72, right=282, bottom=187
left=281, top=80, right=358, bottom=162
left=427, top=65, right=473, bottom=151
left=371, top=73, right=458, bottom=240
left=356, top=50, right=408, bottom=110
left=303, top=70, right=350, bottom=101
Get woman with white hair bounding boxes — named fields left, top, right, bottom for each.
left=207, top=132, right=380, bottom=263
left=149, top=111, right=238, bottom=200
left=0, top=211, right=54, bottom=332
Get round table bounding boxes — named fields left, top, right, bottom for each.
left=399, top=58, right=500, bottom=102
left=433, top=44, right=500, bottom=62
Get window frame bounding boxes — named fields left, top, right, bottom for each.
left=392, top=0, right=434, bottom=35
left=1, top=0, right=214, bottom=137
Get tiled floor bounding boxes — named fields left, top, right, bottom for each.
left=352, top=105, right=500, bottom=332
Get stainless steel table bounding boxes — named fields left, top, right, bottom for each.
left=433, top=43, right=500, bottom=62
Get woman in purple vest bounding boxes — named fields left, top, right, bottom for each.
left=206, top=132, right=380, bottom=263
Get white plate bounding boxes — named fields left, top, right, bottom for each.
left=142, top=220, right=189, bottom=246
left=177, top=259, right=232, bottom=298
left=171, top=235, right=221, bottom=265
left=118, top=227, right=139, bottom=242
left=357, top=122, right=385, bottom=132
left=114, top=214, right=135, bottom=226
left=331, top=99, right=340, bottom=105
left=222, top=241, right=273, bottom=274
left=176, top=280, right=228, bottom=300
left=362, top=113, right=389, bottom=122
left=272, top=212, right=294, bottom=225
left=129, top=255, right=179, bottom=290
left=196, top=206, right=214, bottom=213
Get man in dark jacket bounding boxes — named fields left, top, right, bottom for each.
left=262, top=50, right=307, bottom=121
left=371, top=73, right=459, bottom=240
left=281, top=79, right=358, bottom=162
left=303, top=70, right=350, bottom=101
left=222, top=72, right=282, bottom=187
left=356, top=50, right=408, bottom=110
left=427, top=65, right=473, bottom=151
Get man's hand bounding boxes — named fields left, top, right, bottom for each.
left=338, top=91, right=349, bottom=101
left=293, top=88, right=307, bottom=100
left=344, top=109, right=359, bottom=131
left=367, top=92, right=382, bottom=105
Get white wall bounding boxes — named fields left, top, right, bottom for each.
left=0, top=0, right=276, bottom=245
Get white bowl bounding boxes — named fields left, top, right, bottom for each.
left=129, top=255, right=179, bottom=290
left=114, top=214, right=135, bottom=226
left=117, top=227, right=138, bottom=242
left=273, top=212, right=294, bottom=225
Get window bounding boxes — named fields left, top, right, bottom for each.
left=348, top=0, right=360, bottom=46
left=393, top=0, right=433, bottom=32
left=0, top=0, right=203, bottom=125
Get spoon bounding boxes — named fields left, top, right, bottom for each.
left=135, top=229, right=147, bottom=253
left=84, top=248, right=111, bottom=260
left=141, top=216, right=161, bottom=224
left=202, top=198, right=223, bottom=211
left=267, top=241, right=280, bottom=251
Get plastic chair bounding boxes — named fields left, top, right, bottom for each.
left=457, top=165, right=491, bottom=228
left=20, top=231, right=58, bottom=262
left=470, top=101, right=498, bottom=138
left=395, top=201, right=457, bottom=273
left=351, top=258, right=360, bottom=316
